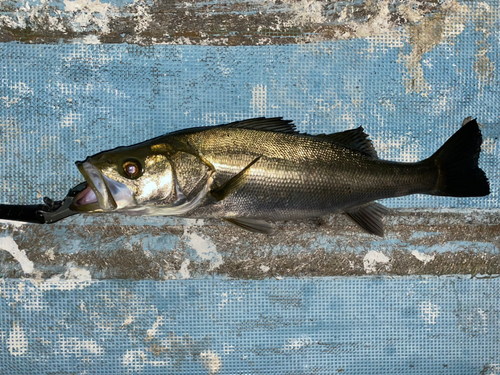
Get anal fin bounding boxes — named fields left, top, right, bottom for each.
left=211, top=157, right=261, bottom=201
left=225, top=218, right=274, bottom=235
left=344, top=202, right=388, bottom=237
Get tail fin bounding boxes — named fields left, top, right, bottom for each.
left=429, top=119, right=490, bottom=197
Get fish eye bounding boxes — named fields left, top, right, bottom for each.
left=122, top=159, right=143, bottom=179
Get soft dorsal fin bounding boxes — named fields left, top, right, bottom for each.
left=316, top=127, right=378, bottom=159
left=224, top=117, right=298, bottom=134
left=344, top=202, right=388, bottom=237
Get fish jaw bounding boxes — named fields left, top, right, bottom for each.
left=71, top=161, right=135, bottom=212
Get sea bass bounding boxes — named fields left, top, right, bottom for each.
left=70, top=118, right=490, bottom=235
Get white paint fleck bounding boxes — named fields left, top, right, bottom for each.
left=7, top=81, right=33, bottom=97
left=82, top=34, right=100, bottom=44
left=482, top=137, right=498, bottom=154
left=0, top=219, right=28, bottom=228
left=260, top=265, right=270, bottom=273
left=283, top=336, right=312, bottom=351
left=351, top=0, right=393, bottom=39
left=200, top=350, right=222, bottom=375
left=411, top=250, right=435, bottom=265
left=372, top=135, right=421, bottom=162
left=0, top=96, right=21, bottom=108
left=122, top=315, right=135, bottom=327
left=122, top=349, right=147, bottom=371
left=64, top=0, right=113, bottom=33
left=398, top=2, right=425, bottom=23
left=59, top=337, right=104, bottom=357
left=363, top=250, right=390, bottom=273
left=178, top=259, right=191, bottom=279
left=222, top=343, right=235, bottom=354
left=282, top=0, right=326, bottom=27
left=218, top=290, right=244, bottom=311
left=7, top=323, right=28, bottom=356
left=65, top=266, right=92, bottom=282
left=251, top=85, right=267, bottom=116
left=46, top=248, right=56, bottom=261
left=146, top=315, right=163, bottom=341
left=379, top=98, right=396, bottom=111
left=0, top=235, right=34, bottom=274
left=478, top=308, right=488, bottom=333
left=184, top=230, right=223, bottom=271
left=482, top=364, right=500, bottom=375
left=419, top=301, right=440, bottom=325
left=134, top=2, right=153, bottom=34
left=40, top=266, right=92, bottom=291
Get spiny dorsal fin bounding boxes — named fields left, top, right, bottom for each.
left=344, top=202, right=388, bottom=237
left=225, top=218, right=275, bottom=235
left=224, top=117, right=298, bottom=134
left=168, top=118, right=297, bottom=137
left=211, top=157, right=261, bottom=201
left=317, top=127, right=378, bottom=159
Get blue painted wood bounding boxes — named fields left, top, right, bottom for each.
left=0, top=278, right=499, bottom=374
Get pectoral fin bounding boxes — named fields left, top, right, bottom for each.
left=211, top=157, right=261, bottom=201
left=224, top=218, right=274, bottom=235
left=344, top=202, right=388, bottom=237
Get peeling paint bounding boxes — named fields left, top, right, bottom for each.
left=178, top=259, right=191, bottom=279
left=200, top=350, right=222, bottom=375
left=58, top=336, right=104, bottom=357
left=419, top=301, right=440, bottom=325
left=122, top=349, right=147, bottom=371
left=251, top=84, right=267, bottom=116
left=363, top=250, right=390, bottom=273
left=482, top=137, right=498, bottom=155
left=146, top=314, right=163, bottom=341
left=399, top=1, right=468, bottom=95
left=40, top=266, right=92, bottom=290
left=371, top=134, right=421, bottom=162
left=0, top=235, right=34, bottom=274
left=411, top=250, right=435, bottom=264
left=7, top=323, right=28, bottom=356
left=184, top=228, right=224, bottom=271
left=63, top=0, right=113, bottom=34
left=0, top=209, right=497, bottom=280
left=473, top=2, right=497, bottom=89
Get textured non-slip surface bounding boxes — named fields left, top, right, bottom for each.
left=1, top=278, right=500, bottom=374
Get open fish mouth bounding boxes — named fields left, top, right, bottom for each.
left=71, top=161, right=135, bottom=212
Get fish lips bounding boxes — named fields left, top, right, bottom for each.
left=71, top=161, right=133, bottom=212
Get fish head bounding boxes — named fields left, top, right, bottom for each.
left=71, top=143, right=176, bottom=213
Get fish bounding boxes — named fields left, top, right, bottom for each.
left=70, top=117, right=490, bottom=236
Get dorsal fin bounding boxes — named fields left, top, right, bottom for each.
left=316, top=127, right=378, bottom=159
left=168, top=117, right=298, bottom=137
left=224, top=117, right=298, bottom=134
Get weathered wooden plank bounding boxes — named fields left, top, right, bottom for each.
left=1, top=209, right=498, bottom=279
left=1, top=0, right=449, bottom=45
